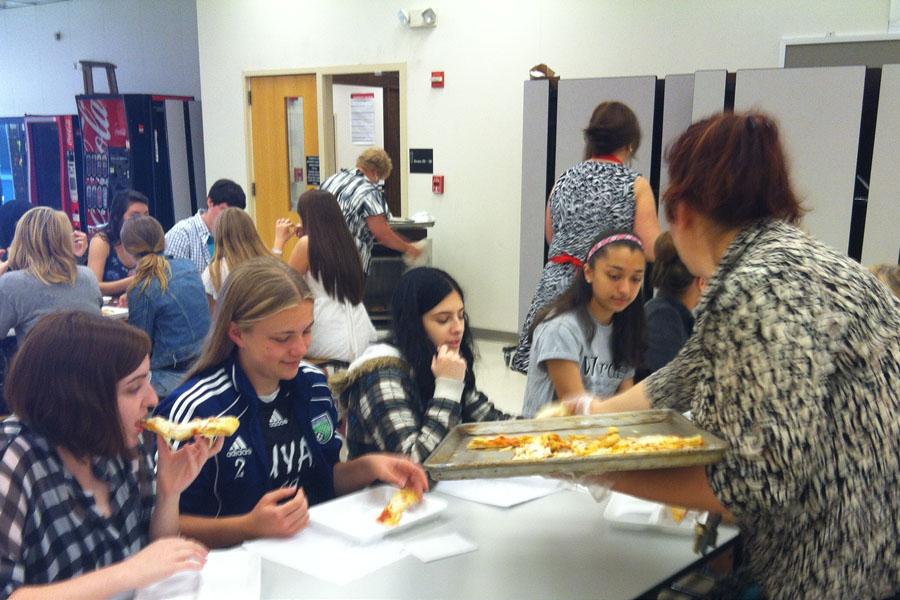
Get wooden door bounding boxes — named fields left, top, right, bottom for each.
left=249, top=74, right=318, bottom=250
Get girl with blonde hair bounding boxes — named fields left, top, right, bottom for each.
left=201, top=207, right=271, bottom=309
left=121, top=216, right=210, bottom=398
left=0, top=207, right=101, bottom=345
left=158, top=257, right=427, bottom=548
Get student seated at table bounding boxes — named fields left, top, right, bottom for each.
left=157, top=257, right=428, bottom=549
left=275, top=189, right=375, bottom=365
left=201, top=207, right=272, bottom=311
left=122, top=216, right=211, bottom=398
left=0, top=200, right=32, bottom=278
left=522, top=230, right=646, bottom=417
left=0, top=311, right=222, bottom=598
left=635, top=231, right=705, bottom=381
left=332, top=267, right=513, bottom=463
left=87, top=190, right=149, bottom=298
left=0, top=207, right=101, bottom=347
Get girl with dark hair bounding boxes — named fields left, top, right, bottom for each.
left=332, top=267, right=513, bottom=463
left=0, top=311, right=221, bottom=597
left=275, top=189, right=375, bottom=364
left=565, top=111, right=899, bottom=598
left=523, top=230, right=646, bottom=417
left=636, top=231, right=705, bottom=381
left=121, top=216, right=211, bottom=398
left=513, top=101, right=660, bottom=373
left=87, top=189, right=150, bottom=297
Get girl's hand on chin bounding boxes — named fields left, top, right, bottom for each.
left=431, top=344, right=467, bottom=380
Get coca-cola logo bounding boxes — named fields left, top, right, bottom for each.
left=80, top=99, right=111, bottom=153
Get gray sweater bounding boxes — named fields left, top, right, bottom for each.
left=0, top=266, right=102, bottom=344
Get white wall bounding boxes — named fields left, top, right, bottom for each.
left=332, top=84, right=384, bottom=172
left=0, top=0, right=201, bottom=116
left=197, top=0, right=889, bottom=334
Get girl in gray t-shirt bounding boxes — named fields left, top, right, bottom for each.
left=523, top=230, right=647, bottom=417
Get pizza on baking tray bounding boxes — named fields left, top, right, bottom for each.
left=467, top=426, right=704, bottom=460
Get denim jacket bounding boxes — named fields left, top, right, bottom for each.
left=126, top=257, right=210, bottom=370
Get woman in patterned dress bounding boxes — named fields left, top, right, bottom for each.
left=512, top=101, right=660, bottom=372
left=569, top=112, right=899, bottom=599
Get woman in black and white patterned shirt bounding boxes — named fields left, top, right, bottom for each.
left=573, top=112, right=899, bottom=599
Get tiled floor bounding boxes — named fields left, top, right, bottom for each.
left=472, top=338, right=527, bottom=415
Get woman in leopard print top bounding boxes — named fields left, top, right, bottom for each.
left=580, top=112, right=899, bottom=599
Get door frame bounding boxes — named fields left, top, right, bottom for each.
left=242, top=63, right=408, bottom=220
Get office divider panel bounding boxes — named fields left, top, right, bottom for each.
left=518, top=79, right=551, bottom=330
left=659, top=74, right=695, bottom=229
left=862, top=64, right=900, bottom=265
left=554, top=77, right=657, bottom=181
left=692, top=70, right=727, bottom=121
left=734, top=66, right=866, bottom=254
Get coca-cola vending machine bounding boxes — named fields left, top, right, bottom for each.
left=77, top=94, right=205, bottom=232
left=1, top=117, right=29, bottom=204
left=24, top=115, right=84, bottom=230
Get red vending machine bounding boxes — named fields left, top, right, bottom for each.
left=77, top=94, right=205, bottom=233
left=24, top=115, right=84, bottom=230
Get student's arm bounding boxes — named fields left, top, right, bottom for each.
left=7, top=538, right=209, bottom=600
left=545, top=359, right=586, bottom=399
left=366, top=215, right=420, bottom=257
left=333, top=453, right=428, bottom=497
left=179, top=487, right=310, bottom=549
left=271, top=218, right=295, bottom=256
left=286, top=236, right=310, bottom=275
left=86, top=236, right=132, bottom=295
left=633, top=176, right=661, bottom=262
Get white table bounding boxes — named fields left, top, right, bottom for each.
left=261, top=487, right=738, bottom=599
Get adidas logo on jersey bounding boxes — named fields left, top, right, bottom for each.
left=268, top=409, right=288, bottom=428
left=226, top=435, right=253, bottom=458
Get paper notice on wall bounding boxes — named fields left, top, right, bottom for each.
left=351, top=92, right=376, bottom=145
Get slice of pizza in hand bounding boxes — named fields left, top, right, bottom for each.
left=143, top=416, right=240, bottom=443
left=377, top=487, right=423, bottom=526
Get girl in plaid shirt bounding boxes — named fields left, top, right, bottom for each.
left=0, top=312, right=221, bottom=598
left=334, top=267, right=514, bottom=463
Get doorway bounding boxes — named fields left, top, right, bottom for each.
left=329, top=72, right=401, bottom=216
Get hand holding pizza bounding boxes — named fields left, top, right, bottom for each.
left=156, top=433, right=224, bottom=498
left=431, top=344, right=467, bottom=381
left=363, top=454, right=430, bottom=495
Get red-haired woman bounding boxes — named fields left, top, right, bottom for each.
left=571, top=112, right=899, bottom=598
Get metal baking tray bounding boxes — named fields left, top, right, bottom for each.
left=423, top=409, right=728, bottom=481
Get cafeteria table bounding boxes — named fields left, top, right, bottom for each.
left=261, top=486, right=738, bottom=599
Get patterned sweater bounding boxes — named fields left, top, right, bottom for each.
left=332, top=344, right=513, bottom=463
left=646, top=220, right=900, bottom=599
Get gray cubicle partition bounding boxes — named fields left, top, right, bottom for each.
left=862, top=64, right=900, bottom=265
left=518, top=79, right=551, bottom=329
left=692, top=70, right=728, bottom=121
left=659, top=74, right=695, bottom=229
left=554, top=77, right=657, bottom=181
left=734, top=66, right=866, bottom=254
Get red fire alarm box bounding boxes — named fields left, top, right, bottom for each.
left=431, top=71, right=444, bottom=88
left=432, top=175, right=444, bottom=194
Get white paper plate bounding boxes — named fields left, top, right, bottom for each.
left=101, top=306, right=129, bottom=319
left=310, top=485, right=447, bottom=544
left=603, top=492, right=702, bottom=536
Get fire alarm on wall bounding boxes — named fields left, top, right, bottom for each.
left=431, top=71, right=444, bottom=88
left=432, top=175, right=444, bottom=194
